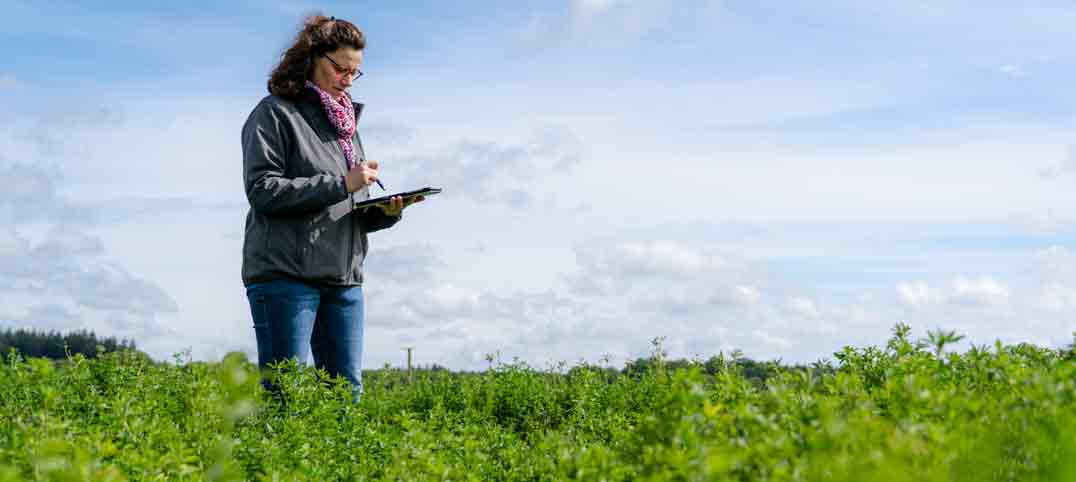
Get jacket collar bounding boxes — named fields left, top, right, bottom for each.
left=297, top=87, right=364, bottom=123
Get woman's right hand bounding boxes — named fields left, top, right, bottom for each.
left=345, top=159, right=379, bottom=193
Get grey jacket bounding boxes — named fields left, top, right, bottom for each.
left=241, top=89, right=400, bottom=287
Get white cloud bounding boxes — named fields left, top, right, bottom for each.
left=752, top=329, right=792, bottom=348
left=1035, top=283, right=1076, bottom=313
left=387, top=126, right=582, bottom=210
left=998, top=64, right=1027, bottom=78
left=620, top=240, right=722, bottom=275
left=516, top=0, right=721, bottom=49
left=414, top=283, right=481, bottom=319
left=0, top=223, right=179, bottom=340
left=566, top=240, right=741, bottom=300
left=1027, top=247, right=1076, bottom=314
left=897, top=281, right=933, bottom=307
left=897, top=277, right=1009, bottom=309
left=785, top=297, right=820, bottom=319
left=573, top=240, right=725, bottom=284
left=572, top=0, right=618, bottom=17
left=0, top=109, right=216, bottom=357
left=951, top=277, right=1009, bottom=305
left=1034, top=246, right=1076, bottom=282
left=887, top=270, right=1076, bottom=350
left=733, top=285, right=761, bottom=306
left=1037, top=145, right=1076, bottom=179
left=1007, top=210, right=1076, bottom=235
left=363, top=242, right=444, bottom=284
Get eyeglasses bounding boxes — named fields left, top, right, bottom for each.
left=323, top=53, right=363, bottom=81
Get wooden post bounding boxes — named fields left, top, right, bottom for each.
left=404, top=347, right=414, bottom=385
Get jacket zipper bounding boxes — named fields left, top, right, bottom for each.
left=348, top=187, right=356, bottom=281
left=336, top=104, right=362, bottom=283
left=349, top=117, right=364, bottom=283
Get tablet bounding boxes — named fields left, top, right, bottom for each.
left=354, top=187, right=442, bottom=210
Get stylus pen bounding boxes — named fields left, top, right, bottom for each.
left=359, top=159, right=386, bottom=190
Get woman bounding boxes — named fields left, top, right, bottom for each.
left=241, top=14, right=421, bottom=402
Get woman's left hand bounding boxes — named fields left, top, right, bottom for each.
left=375, top=195, right=424, bottom=217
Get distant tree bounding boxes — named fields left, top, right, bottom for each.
left=423, top=363, right=450, bottom=372
left=0, top=328, right=138, bottom=360
left=620, top=351, right=827, bottom=387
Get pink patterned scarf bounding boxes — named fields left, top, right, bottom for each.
left=305, top=80, right=356, bottom=169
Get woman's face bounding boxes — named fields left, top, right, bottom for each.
left=312, top=47, right=363, bottom=98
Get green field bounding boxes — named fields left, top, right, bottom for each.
left=3, top=324, right=1076, bottom=481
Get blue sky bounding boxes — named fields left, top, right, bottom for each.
left=3, top=0, right=1076, bottom=369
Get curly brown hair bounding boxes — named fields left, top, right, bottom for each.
left=267, top=15, right=366, bottom=99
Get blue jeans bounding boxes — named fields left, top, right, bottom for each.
left=245, top=278, right=365, bottom=402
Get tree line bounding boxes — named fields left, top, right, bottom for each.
left=0, top=328, right=137, bottom=360
left=5, top=327, right=828, bottom=387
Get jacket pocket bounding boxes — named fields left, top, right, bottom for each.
left=303, top=210, right=348, bottom=283
left=266, top=217, right=303, bottom=275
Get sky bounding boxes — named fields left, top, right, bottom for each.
left=3, top=0, right=1076, bottom=370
